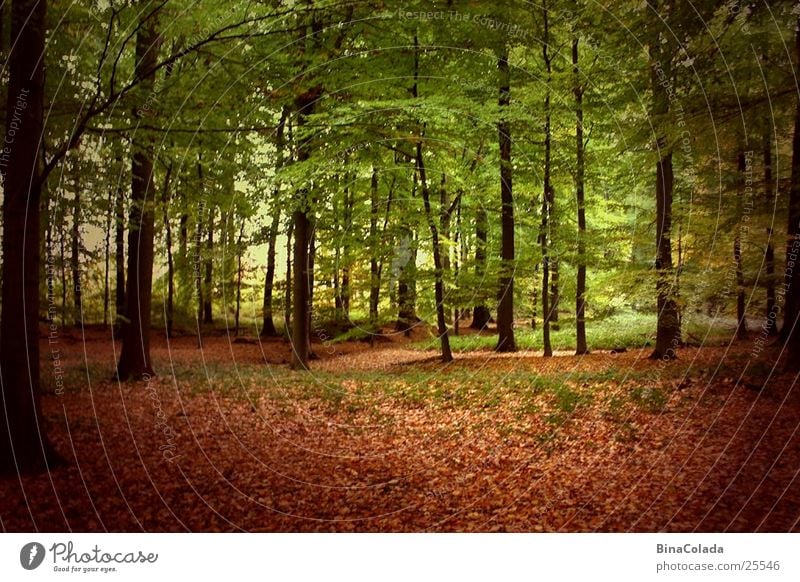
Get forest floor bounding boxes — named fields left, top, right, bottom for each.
left=1, top=325, right=799, bottom=532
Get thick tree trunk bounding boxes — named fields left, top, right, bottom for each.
left=291, top=208, right=311, bottom=368
left=0, top=0, right=62, bottom=474
left=574, top=37, right=589, bottom=355
left=496, top=46, right=516, bottom=352
left=785, top=19, right=800, bottom=353
left=290, top=86, right=321, bottom=369
left=116, top=11, right=161, bottom=380
left=541, top=5, right=554, bottom=357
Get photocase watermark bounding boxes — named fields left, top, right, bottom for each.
left=45, top=246, right=65, bottom=395
left=0, top=88, right=29, bottom=186
left=396, top=9, right=530, bottom=41
left=142, top=373, right=181, bottom=463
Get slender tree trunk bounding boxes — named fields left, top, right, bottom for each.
left=735, top=150, right=748, bottom=340
left=262, top=108, right=287, bottom=337
left=439, top=174, right=452, bottom=328
left=471, top=207, right=491, bottom=329
left=541, top=4, right=554, bottom=357
left=71, top=162, right=82, bottom=327
left=649, top=11, right=680, bottom=360
left=114, top=156, right=126, bottom=322
left=396, top=177, right=418, bottom=333
left=417, top=141, right=453, bottom=363
left=104, top=187, right=112, bottom=326
left=235, top=223, right=244, bottom=336
left=203, top=206, right=214, bottom=325
left=0, top=0, right=62, bottom=474
left=764, top=127, right=778, bottom=336
left=162, top=163, right=174, bottom=338
left=116, top=10, right=161, bottom=380
left=574, top=36, right=589, bottom=355
left=369, top=167, right=380, bottom=326
left=262, top=204, right=281, bottom=337
left=284, top=218, right=293, bottom=340
left=496, top=45, right=516, bottom=352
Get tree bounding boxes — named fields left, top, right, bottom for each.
left=115, top=6, right=162, bottom=380
left=496, top=45, right=516, bottom=353
left=0, top=0, right=62, bottom=474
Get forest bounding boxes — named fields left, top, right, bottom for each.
left=0, top=0, right=799, bottom=532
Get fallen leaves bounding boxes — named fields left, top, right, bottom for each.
left=0, top=330, right=798, bottom=532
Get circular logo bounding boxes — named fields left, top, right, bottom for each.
left=20, top=542, right=46, bottom=570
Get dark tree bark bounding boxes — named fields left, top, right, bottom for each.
left=262, top=109, right=287, bottom=337
left=413, top=35, right=452, bottom=362
left=496, top=46, right=516, bottom=353
left=417, top=140, right=453, bottom=363
left=735, top=150, right=748, bottom=340
left=70, top=161, right=82, bottom=327
left=114, top=155, right=126, bottom=321
left=764, top=128, right=777, bottom=336
left=574, top=36, right=589, bottom=355
left=203, top=206, right=215, bottom=325
left=649, top=7, right=681, bottom=360
left=284, top=218, right=293, bottom=340
left=103, top=186, right=112, bottom=326
left=290, top=86, right=322, bottom=370
left=162, top=163, right=174, bottom=338
left=369, top=167, right=380, bottom=326
left=235, top=222, right=245, bottom=337
left=396, top=176, right=419, bottom=334
left=784, top=18, right=800, bottom=353
left=116, top=10, right=161, bottom=380
left=541, top=4, right=554, bottom=358
left=0, top=0, right=62, bottom=474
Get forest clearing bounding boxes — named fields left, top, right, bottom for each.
left=0, top=324, right=797, bottom=532
left=2, top=0, right=800, bottom=544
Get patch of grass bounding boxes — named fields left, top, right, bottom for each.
left=630, top=385, right=669, bottom=414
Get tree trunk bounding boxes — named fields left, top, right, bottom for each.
left=162, top=163, right=174, bottom=338
left=763, top=127, right=778, bottom=336
left=735, top=150, right=748, bottom=340
left=496, top=46, right=516, bottom=352
left=203, top=206, right=214, bottom=325
left=574, top=36, right=589, bottom=355
left=114, top=155, right=126, bottom=322
left=71, top=161, right=82, bottom=327
left=417, top=140, right=453, bottom=363
left=541, top=4, right=554, bottom=358
left=396, top=176, right=418, bottom=333
left=262, top=108, right=287, bottom=337
left=235, top=222, right=244, bottom=337
left=284, top=218, right=293, bottom=340
left=784, top=18, right=800, bottom=352
left=290, top=87, right=322, bottom=369
left=103, top=186, right=112, bottom=326
left=369, top=167, right=380, bottom=326
left=115, top=10, right=161, bottom=380
left=471, top=207, right=491, bottom=329
left=0, top=0, right=62, bottom=474
left=649, top=11, right=680, bottom=360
